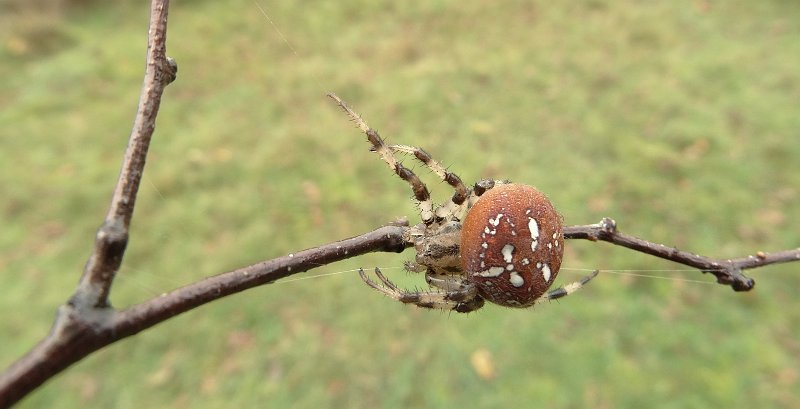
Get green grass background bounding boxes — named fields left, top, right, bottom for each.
left=2, top=0, right=799, bottom=408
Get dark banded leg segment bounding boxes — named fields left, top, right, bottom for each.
left=466, top=179, right=501, bottom=208
left=328, top=93, right=435, bottom=223
left=534, top=270, right=599, bottom=305
left=386, top=144, right=469, bottom=221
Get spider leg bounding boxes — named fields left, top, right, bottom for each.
left=359, top=268, right=485, bottom=313
left=403, top=260, right=427, bottom=273
left=472, top=179, right=497, bottom=197
left=328, top=93, right=435, bottom=224
left=534, top=270, right=599, bottom=304
left=426, top=274, right=469, bottom=292
left=466, top=179, right=503, bottom=208
left=385, top=144, right=468, bottom=221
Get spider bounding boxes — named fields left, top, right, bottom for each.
left=329, top=93, right=598, bottom=313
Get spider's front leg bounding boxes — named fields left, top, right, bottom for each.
left=359, top=268, right=485, bottom=313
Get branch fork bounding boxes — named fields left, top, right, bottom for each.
left=1, top=0, right=798, bottom=407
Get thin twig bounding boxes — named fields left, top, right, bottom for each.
left=564, top=217, right=799, bottom=291
left=73, top=0, right=177, bottom=310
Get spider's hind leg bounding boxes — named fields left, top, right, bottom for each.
left=535, top=270, right=599, bottom=304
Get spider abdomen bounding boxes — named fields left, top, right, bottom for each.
left=460, top=184, right=564, bottom=307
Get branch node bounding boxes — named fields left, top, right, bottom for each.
left=161, top=56, right=178, bottom=85
left=728, top=271, right=756, bottom=292
left=73, top=213, right=129, bottom=310
left=599, top=217, right=617, bottom=234
left=584, top=217, right=617, bottom=241
left=94, top=219, right=129, bottom=269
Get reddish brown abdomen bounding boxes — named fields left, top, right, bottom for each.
left=460, top=184, right=564, bottom=307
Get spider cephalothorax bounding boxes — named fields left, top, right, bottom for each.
left=329, top=93, right=597, bottom=313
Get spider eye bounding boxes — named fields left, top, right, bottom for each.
left=460, top=184, right=564, bottom=307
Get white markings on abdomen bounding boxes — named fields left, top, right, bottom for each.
left=528, top=217, right=539, bottom=251
left=477, top=266, right=506, bottom=277
left=501, top=244, right=515, bottom=263
left=509, top=271, right=524, bottom=287
left=541, top=264, right=551, bottom=282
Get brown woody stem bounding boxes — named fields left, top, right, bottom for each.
left=564, top=217, right=799, bottom=291
left=0, top=226, right=409, bottom=408
left=73, top=0, right=176, bottom=310
left=1, top=0, right=797, bottom=405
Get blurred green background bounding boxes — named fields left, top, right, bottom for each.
left=1, top=0, right=799, bottom=408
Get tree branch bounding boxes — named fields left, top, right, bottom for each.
left=1, top=0, right=797, bottom=406
left=0, top=225, right=410, bottom=408
left=0, top=0, right=177, bottom=406
left=73, top=0, right=177, bottom=310
left=564, top=217, right=799, bottom=291
left=4, top=213, right=797, bottom=406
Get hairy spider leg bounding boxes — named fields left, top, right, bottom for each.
left=465, top=179, right=503, bottom=208
left=328, top=93, right=436, bottom=224
left=534, top=270, right=599, bottom=304
left=359, top=268, right=485, bottom=313
left=385, top=144, right=468, bottom=222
